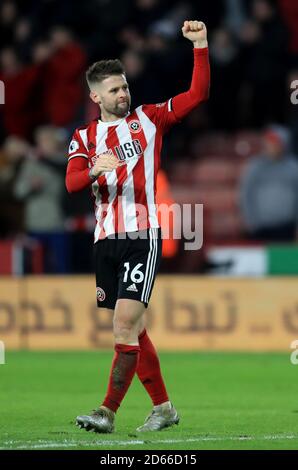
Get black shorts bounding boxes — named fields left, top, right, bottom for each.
left=94, top=227, right=162, bottom=309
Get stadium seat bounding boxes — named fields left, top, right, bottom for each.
left=192, top=158, right=240, bottom=185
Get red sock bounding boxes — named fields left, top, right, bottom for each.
left=137, top=329, right=169, bottom=406
left=102, top=344, right=140, bottom=413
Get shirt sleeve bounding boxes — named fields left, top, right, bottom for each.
left=171, top=47, right=210, bottom=121
left=68, top=128, right=89, bottom=161
left=66, top=128, right=91, bottom=193
left=142, top=99, right=180, bottom=135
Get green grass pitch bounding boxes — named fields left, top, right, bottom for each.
left=0, top=351, right=298, bottom=450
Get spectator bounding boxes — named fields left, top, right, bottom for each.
left=208, top=27, right=242, bottom=130
left=43, top=26, right=86, bottom=127
left=239, top=0, right=288, bottom=126
left=240, top=125, right=298, bottom=242
left=13, top=126, right=68, bottom=272
left=278, top=0, right=298, bottom=58
left=121, top=49, right=163, bottom=107
left=0, top=1, right=18, bottom=49
left=0, top=136, right=28, bottom=237
left=224, top=0, right=248, bottom=37
left=14, top=17, right=34, bottom=62
left=0, top=47, right=44, bottom=138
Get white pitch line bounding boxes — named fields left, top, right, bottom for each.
left=0, top=434, right=297, bottom=450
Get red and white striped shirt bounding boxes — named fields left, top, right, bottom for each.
left=66, top=47, right=210, bottom=242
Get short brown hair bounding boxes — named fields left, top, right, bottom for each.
left=86, top=59, right=125, bottom=86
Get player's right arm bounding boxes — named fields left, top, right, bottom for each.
left=65, top=129, right=120, bottom=193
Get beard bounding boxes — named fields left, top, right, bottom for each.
left=100, top=97, right=131, bottom=120
left=113, top=100, right=130, bottom=117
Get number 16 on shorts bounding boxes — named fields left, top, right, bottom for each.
left=123, top=262, right=144, bottom=283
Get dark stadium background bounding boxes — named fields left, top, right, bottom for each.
left=1, top=0, right=298, bottom=274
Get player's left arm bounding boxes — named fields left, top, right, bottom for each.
left=172, top=21, right=210, bottom=121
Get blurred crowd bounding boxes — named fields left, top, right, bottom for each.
left=1, top=0, right=298, bottom=273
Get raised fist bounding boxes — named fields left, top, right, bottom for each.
left=182, top=21, right=208, bottom=48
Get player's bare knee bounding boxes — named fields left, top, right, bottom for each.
left=113, top=313, right=140, bottom=343
left=114, top=312, right=137, bottom=329
left=113, top=319, right=138, bottom=341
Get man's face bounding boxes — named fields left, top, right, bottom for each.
left=91, top=74, right=131, bottom=118
left=263, top=133, right=284, bottom=160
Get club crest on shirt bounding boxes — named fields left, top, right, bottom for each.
left=69, top=139, right=79, bottom=154
left=128, top=120, right=142, bottom=133
left=96, top=287, right=106, bottom=302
